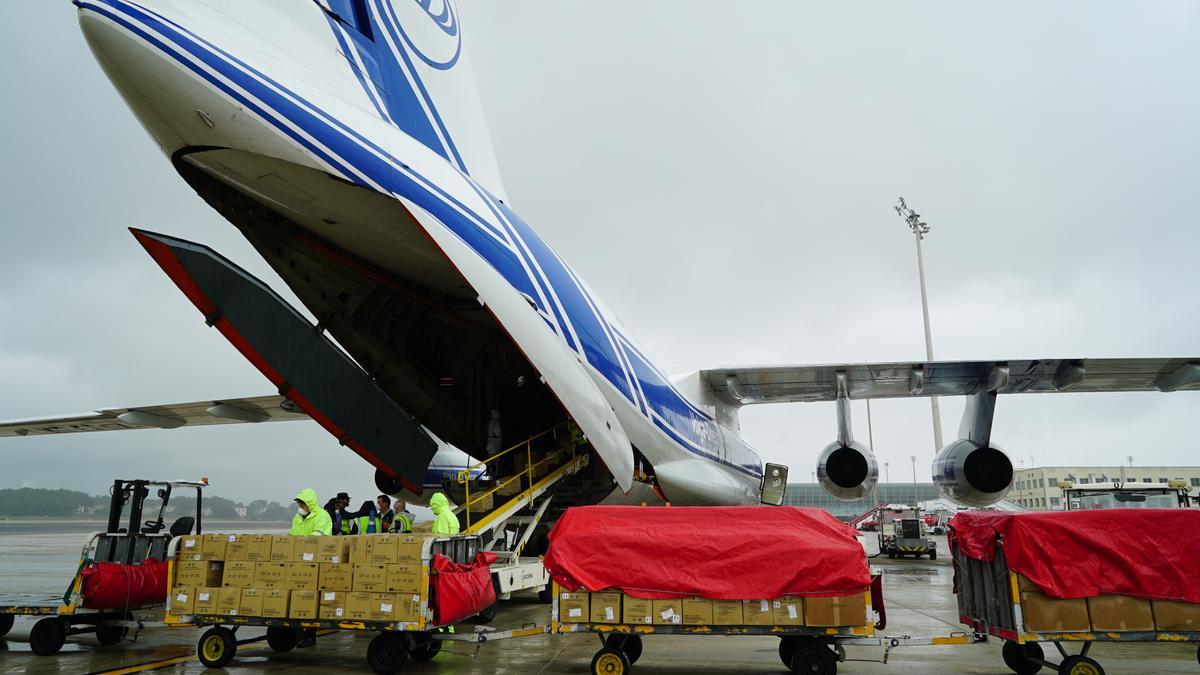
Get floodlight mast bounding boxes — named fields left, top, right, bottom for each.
left=895, top=197, right=944, bottom=452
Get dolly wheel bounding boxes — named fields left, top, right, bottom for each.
left=1002, top=640, right=1044, bottom=674
left=790, top=643, right=837, bottom=675
left=605, top=633, right=642, bottom=664
left=779, top=636, right=800, bottom=667
left=266, top=626, right=302, bottom=652
left=929, top=549, right=938, bottom=560
left=1058, top=655, right=1104, bottom=675
left=367, top=632, right=409, bottom=674
left=197, top=627, right=237, bottom=668
left=0, top=614, right=13, bottom=638
left=591, top=646, right=631, bottom=675
left=30, top=617, right=67, bottom=656
left=96, top=623, right=127, bottom=646
left=410, top=632, right=442, bottom=662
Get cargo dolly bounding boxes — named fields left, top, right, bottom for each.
left=0, top=478, right=206, bottom=655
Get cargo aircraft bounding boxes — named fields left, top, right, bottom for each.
left=3, top=0, right=1197, bottom=510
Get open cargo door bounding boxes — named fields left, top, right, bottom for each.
left=132, top=229, right=438, bottom=493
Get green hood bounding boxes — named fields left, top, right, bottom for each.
left=295, top=488, right=320, bottom=514
left=429, top=492, right=450, bottom=514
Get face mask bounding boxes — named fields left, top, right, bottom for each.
left=298, top=508, right=308, bottom=518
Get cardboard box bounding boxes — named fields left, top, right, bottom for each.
left=240, top=588, right=264, bottom=617
left=370, top=535, right=400, bottom=564
left=262, top=589, right=290, bottom=618
left=805, top=594, right=868, bottom=627
left=386, top=563, right=422, bottom=593
left=773, top=597, right=804, bottom=626
left=346, top=591, right=373, bottom=620
left=370, top=593, right=397, bottom=622
left=319, top=563, right=354, bottom=591
left=225, top=534, right=249, bottom=561
left=1019, top=591, right=1089, bottom=633
left=622, top=595, right=653, bottom=625
left=742, top=599, right=774, bottom=625
left=254, top=562, right=287, bottom=589
left=683, top=597, right=714, bottom=625
left=222, top=561, right=256, bottom=588
left=590, top=591, right=622, bottom=623
left=319, top=590, right=348, bottom=621
left=318, top=537, right=350, bottom=564
left=349, top=536, right=373, bottom=565
left=178, top=535, right=204, bottom=561
left=1152, top=600, right=1200, bottom=631
left=175, top=560, right=223, bottom=588
left=712, top=600, right=743, bottom=625
left=396, top=534, right=425, bottom=561
left=652, top=598, right=683, bottom=625
left=469, top=492, right=494, bottom=512
left=271, top=536, right=295, bottom=563
left=1087, top=595, right=1154, bottom=631
left=559, top=591, right=589, bottom=623
left=194, top=587, right=219, bottom=615
left=290, top=590, right=318, bottom=620
left=294, top=536, right=320, bottom=563
left=246, top=535, right=273, bottom=562
left=202, top=534, right=228, bottom=561
left=286, top=562, right=319, bottom=590
left=394, top=593, right=421, bottom=623
left=169, top=586, right=194, bottom=616
left=496, top=478, right=523, bottom=497
left=354, top=564, right=388, bottom=592
left=217, top=587, right=241, bottom=616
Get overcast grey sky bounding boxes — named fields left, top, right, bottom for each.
left=0, top=2, right=1196, bottom=502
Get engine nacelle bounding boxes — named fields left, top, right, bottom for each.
left=817, top=441, right=878, bottom=500
left=932, top=439, right=1014, bottom=507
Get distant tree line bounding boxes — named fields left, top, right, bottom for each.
left=0, top=488, right=292, bottom=521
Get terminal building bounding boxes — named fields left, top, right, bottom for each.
left=1008, top=466, right=1200, bottom=510
left=782, top=483, right=940, bottom=519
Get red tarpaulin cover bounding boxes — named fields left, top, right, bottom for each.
left=430, top=551, right=498, bottom=625
left=80, top=559, right=169, bottom=610
left=949, top=509, right=1200, bottom=602
left=543, top=506, right=870, bottom=599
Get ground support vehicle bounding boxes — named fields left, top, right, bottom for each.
left=878, top=510, right=937, bottom=560
left=1060, top=479, right=1195, bottom=510
left=166, top=534, right=487, bottom=673
left=0, top=478, right=206, bottom=655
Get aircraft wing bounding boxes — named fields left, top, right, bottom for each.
left=0, top=395, right=308, bottom=438
left=702, top=358, right=1200, bottom=405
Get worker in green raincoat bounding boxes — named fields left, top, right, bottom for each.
left=429, top=492, right=460, bottom=535
left=290, top=488, right=333, bottom=536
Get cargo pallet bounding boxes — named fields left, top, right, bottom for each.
left=954, top=541, right=1200, bottom=675
left=165, top=533, right=487, bottom=674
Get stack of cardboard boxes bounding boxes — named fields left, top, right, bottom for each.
left=1015, top=574, right=1200, bottom=633
left=170, top=533, right=429, bottom=624
left=558, top=589, right=868, bottom=628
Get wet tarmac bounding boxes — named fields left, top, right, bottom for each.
left=1, top=534, right=1197, bottom=673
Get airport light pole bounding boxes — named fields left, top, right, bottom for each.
left=910, top=455, right=918, bottom=508
left=895, top=197, right=944, bottom=452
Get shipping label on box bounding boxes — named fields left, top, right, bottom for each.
left=317, top=537, right=349, bottom=564
left=1087, top=595, right=1154, bottom=631
left=742, top=599, right=774, bottom=625
left=169, top=586, right=194, bottom=616
left=804, top=594, right=868, bottom=628
left=370, top=535, right=400, bottom=564
left=354, top=564, right=388, bottom=592
left=290, top=590, right=318, bottom=620
left=712, top=600, right=743, bottom=625
left=683, top=598, right=714, bottom=625
left=395, top=534, right=425, bottom=561
left=294, top=536, right=320, bottom=563
left=345, top=591, right=373, bottom=620
left=176, top=560, right=223, bottom=588
left=222, top=561, right=256, bottom=588
left=240, top=588, right=264, bottom=617
left=225, top=534, right=249, bottom=561
left=271, top=536, right=295, bottom=563
left=194, top=587, right=219, bottom=615
left=589, top=591, right=622, bottom=624
left=1153, top=600, right=1200, bottom=631
left=246, top=535, right=273, bottom=562
left=319, top=563, right=354, bottom=591
left=319, top=591, right=348, bottom=621
left=262, top=589, right=290, bottom=618
left=370, top=593, right=397, bottom=622
left=622, top=595, right=653, bottom=625
left=202, top=534, right=228, bottom=561
left=559, top=591, right=589, bottom=623
left=178, top=535, right=203, bottom=561
left=286, top=562, right=319, bottom=590
left=386, top=563, right=422, bottom=593
left=772, top=597, right=804, bottom=626
left=652, top=599, right=683, bottom=625
left=349, top=536, right=373, bottom=565
left=254, top=563, right=287, bottom=589
left=217, top=587, right=241, bottom=616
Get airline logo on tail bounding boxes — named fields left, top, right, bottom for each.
left=402, top=0, right=461, bottom=68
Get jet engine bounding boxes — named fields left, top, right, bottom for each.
left=931, top=439, right=1014, bottom=507
left=816, top=440, right=879, bottom=500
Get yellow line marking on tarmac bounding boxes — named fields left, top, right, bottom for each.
left=85, top=630, right=337, bottom=674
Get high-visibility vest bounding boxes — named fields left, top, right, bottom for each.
left=356, top=513, right=379, bottom=534
left=394, top=511, right=413, bottom=533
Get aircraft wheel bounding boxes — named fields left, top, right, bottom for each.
left=591, top=646, right=631, bottom=675
left=367, top=632, right=409, bottom=674
left=790, top=643, right=837, bottom=675
left=1058, top=655, right=1104, bottom=675
left=96, top=623, right=127, bottom=646
left=1001, top=640, right=1044, bottom=674
left=30, top=617, right=67, bottom=656
left=266, top=626, right=302, bottom=652
left=197, top=626, right=237, bottom=668
left=0, top=614, right=13, bottom=638
left=605, top=633, right=642, bottom=664
left=929, top=549, right=937, bottom=560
